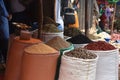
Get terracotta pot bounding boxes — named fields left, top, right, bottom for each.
left=4, top=37, right=41, bottom=80
left=20, top=43, right=59, bottom=80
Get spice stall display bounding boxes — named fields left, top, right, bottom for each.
left=59, top=48, right=98, bottom=80
left=20, top=43, right=59, bottom=80
left=4, top=32, right=41, bottom=80
left=46, top=36, right=74, bottom=80
left=67, top=34, right=93, bottom=48
left=84, top=41, right=119, bottom=80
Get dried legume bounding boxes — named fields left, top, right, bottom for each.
left=65, top=48, right=97, bottom=59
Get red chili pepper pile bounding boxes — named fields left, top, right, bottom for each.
left=84, top=41, right=116, bottom=50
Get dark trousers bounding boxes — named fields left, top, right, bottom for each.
left=0, top=16, right=9, bottom=63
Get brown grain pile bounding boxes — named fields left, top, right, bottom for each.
left=24, top=43, right=58, bottom=55
left=65, top=48, right=97, bottom=59
left=46, top=36, right=70, bottom=51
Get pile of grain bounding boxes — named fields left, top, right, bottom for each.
left=65, top=47, right=97, bottom=59
left=24, top=43, right=58, bottom=54
left=46, top=36, right=70, bottom=51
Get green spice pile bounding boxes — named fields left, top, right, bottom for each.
left=42, top=24, right=61, bottom=33
left=64, top=27, right=82, bottom=37
left=65, top=48, right=97, bottom=59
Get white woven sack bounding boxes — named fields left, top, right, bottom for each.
left=73, top=43, right=87, bottom=49
left=88, top=49, right=119, bottom=80
left=42, top=32, right=64, bottom=42
left=59, top=54, right=98, bottom=80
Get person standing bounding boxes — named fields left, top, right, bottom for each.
left=0, top=0, right=9, bottom=63
left=105, top=4, right=111, bottom=29
left=4, top=0, right=32, bottom=34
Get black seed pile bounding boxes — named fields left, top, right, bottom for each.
left=67, top=34, right=93, bottom=44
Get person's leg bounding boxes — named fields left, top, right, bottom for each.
left=0, top=16, right=9, bottom=63
left=99, top=21, right=105, bottom=31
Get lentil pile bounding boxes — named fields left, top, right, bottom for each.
left=67, top=34, right=93, bottom=44
left=84, top=41, right=116, bottom=50
left=46, top=36, right=70, bottom=51
left=64, top=48, right=97, bottom=59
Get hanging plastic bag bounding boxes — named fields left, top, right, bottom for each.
left=64, top=7, right=75, bottom=24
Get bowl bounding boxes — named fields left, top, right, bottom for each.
left=104, top=38, right=110, bottom=42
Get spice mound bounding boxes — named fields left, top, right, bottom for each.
left=67, top=34, right=93, bottom=44
left=64, top=27, right=81, bottom=37
left=24, top=43, right=58, bottom=55
left=64, top=48, right=97, bottom=59
left=84, top=41, right=116, bottom=50
left=46, top=36, right=70, bottom=51
left=43, top=16, right=57, bottom=26
left=43, top=24, right=61, bottom=33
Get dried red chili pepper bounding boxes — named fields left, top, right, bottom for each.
left=84, top=41, right=116, bottom=50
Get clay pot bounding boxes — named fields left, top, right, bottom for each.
left=20, top=43, right=59, bottom=80
left=4, top=37, right=41, bottom=80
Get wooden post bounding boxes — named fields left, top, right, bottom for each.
left=111, top=3, right=116, bottom=34
left=85, top=0, right=93, bottom=36
left=38, top=0, right=43, bottom=39
left=85, top=0, right=89, bottom=36
left=79, top=0, right=85, bottom=30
